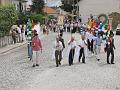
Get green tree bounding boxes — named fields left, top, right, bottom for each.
left=60, top=4, right=73, bottom=13
left=0, top=5, right=18, bottom=36
left=60, top=0, right=81, bottom=13
left=31, top=0, right=45, bottom=13
left=109, top=12, right=120, bottom=30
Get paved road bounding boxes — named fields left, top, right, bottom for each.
left=0, top=32, right=120, bottom=90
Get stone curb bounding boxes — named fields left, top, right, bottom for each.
left=0, top=32, right=45, bottom=54
left=0, top=42, right=27, bottom=54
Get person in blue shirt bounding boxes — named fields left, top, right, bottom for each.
left=96, top=33, right=102, bottom=61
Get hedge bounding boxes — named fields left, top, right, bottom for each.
left=0, top=5, right=18, bottom=36
left=29, top=13, right=51, bottom=24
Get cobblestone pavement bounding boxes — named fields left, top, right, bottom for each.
left=0, top=32, right=120, bottom=90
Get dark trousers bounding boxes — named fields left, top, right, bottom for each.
left=12, top=36, right=16, bottom=44
left=72, top=27, right=77, bottom=33
left=87, top=39, right=90, bottom=51
left=28, top=42, right=33, bottom=61
left=79, top=48, right=85, bottom=63
left=90, top=40, right=94, bottom=53
left=69, top=49, right=75, bottom=65
left=67, top=27, right=70, bottom=32
left=53, top=28, right=56, bottom=32
left=87, top=39, right=94, bottom=53
left=107, top=48, right=114, bottom=63
left=55, top=50, right=62, bottom=66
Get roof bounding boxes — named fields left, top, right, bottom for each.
left=43, top=7, right=58, bottom=14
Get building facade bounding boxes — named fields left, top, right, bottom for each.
left=12, top=0, right=27, bottom=12
left=0, top=0, right=12, bottom=5
left=0, top=0, right=28, bottom=12
left=78, top=0, right=120, bottom=22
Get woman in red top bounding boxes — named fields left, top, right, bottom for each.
left=32, top=30, right=42, bottom=67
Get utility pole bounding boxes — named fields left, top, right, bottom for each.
left=77, top=0, right=79, bottom=17
left=72, top=0, right=75, bottom=21
left=45, top=0, right=47, bottom=24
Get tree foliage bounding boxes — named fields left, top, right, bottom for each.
left=60, top=4, right=73, bottom=13
left=61, top=0, right=81, bottom=4
left=60, top=0, right=81, bottom=13
left=31, top=0, right=45, bottom=13
left=0, top=5, right=18, bottom=36
left=109, top=12, right=120, bottom=30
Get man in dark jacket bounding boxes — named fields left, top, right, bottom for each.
left=58, top=33, right=65, bottom=63
left=107, top=31, right=115, bottom=64
left=59, top=33, right=65, bottom=49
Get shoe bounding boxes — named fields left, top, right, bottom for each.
left=59, top=62, right=61, bottom=65
left=111, top=62, right=115, bottom=64
left=32, top=64, right=36, bottom=67
left=82, top=62, right=86, bottom=64
left=36, top=64, right=39, bottom=66
left=107, top=62, right=110, bottom=64
left=69, top=64, right=71, bottom=66
left=30, top=58, right=32, bottom=61
left=56, top=65, right=58, bottom=67
left=97, top=59, right=100, bottom=61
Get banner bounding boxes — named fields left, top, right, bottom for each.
left=58, top=15, right=64, bottom=25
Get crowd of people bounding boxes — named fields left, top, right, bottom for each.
left=26, top=15, right=116, bottom=67
left=10, top=25, right=26, bottom=44
left=52, top=15, right=115, bottom=67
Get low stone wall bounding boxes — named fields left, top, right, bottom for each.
left=0, top=36, right=13, bottom=48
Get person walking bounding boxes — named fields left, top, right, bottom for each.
left=78, top=35, right=88, bottom=64
left=11, top=29, right=17, bottom=44
left=96, top=33, right=102, bottom=61
left=106, top=32, right=115, bottom=64
left=32, top=30, right=42, bottom=67
left=59, top=33, right=65, bottom=59
left=17, top=25, right=22, bottom=43
left=21, top=25, right=25, bottom=42
left=54, top=37, right=63, bottom=67
left=68, top=37, right=76, bottom=66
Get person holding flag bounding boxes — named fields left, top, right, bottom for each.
left=26, top=19, right=33, bottom=61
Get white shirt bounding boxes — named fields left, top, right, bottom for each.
left=68, top=40, right=76, bottom=49
left=88, top=33, right=94, bottom=42
left=54, top=41, right=63, bottom=51
left=17, top=27, right=21, bottom=34
left=70, top=24, right=73, bottom=30
left=33, top=24, right=41, bottom=34
left=79, top=40, right=87, bottom=48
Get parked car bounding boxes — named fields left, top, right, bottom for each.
left=116, top=24, right=120, bottom=35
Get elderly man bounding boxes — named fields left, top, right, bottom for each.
left=68, top=37, right=76, bottom=66
left=78, top=35, right=88, bottom=64
left=54, top=37, right=63, bottom=67
left=107, top=32, right=115, bottom=64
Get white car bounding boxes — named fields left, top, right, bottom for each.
left=116, top=24, right=120, bottom=35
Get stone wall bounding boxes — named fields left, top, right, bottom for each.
left=0, top=36, right=13, bottom=48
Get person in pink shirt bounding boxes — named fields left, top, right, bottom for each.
left=32, top=30, right=42, bottom=67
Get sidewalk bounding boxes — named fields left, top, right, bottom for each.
left=0, top=31, right=44, bottom=55
left=0, top=41, right=27, bottom=54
